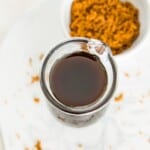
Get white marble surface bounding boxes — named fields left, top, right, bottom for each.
left=0, top=0, right=42, bottom=149
left=0, top=0, right=150, bottom=150
left=0, top=0, right=41, bottom=43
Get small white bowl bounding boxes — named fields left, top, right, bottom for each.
left=61, top=0, right=150, bottom=60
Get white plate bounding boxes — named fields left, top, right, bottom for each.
left=0, top=0, right=150, bottom=150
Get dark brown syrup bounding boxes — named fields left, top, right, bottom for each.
left=50, top=52, right=107, bottom=107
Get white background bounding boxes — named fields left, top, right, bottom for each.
left=0, top=0, right=40, bottom=42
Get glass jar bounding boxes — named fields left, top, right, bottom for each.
left=40, top=38, right=117, bottom=127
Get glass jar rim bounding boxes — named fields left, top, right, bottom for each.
left=40, top=38, right=117, bottom=115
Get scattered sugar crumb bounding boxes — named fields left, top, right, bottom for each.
left=31, top=75, right=40, bottom=84
left=39, top=53, right=44, bottom=61
left=114, top=93, right=124, bottom=102
left=16, top=133, right=21, bottom=140
left=25, top=140, right=42, bottom=150
left=34, top=140, right=42, bottom=150
left=77, top=144, right=83, bottom=150
left=29, top=57, right=32, bottom=66
left=124, top=72, right=130, bottom=78
left=78, top=144, right=83, bottom=148
left=34, top=97, right=40, bottom=104
left=138, top=130, right=144, bottom=135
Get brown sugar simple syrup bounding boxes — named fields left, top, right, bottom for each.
left=49, top=51, right=108, bottom=107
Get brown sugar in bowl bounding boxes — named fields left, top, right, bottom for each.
left=61, top=0, right=149, bottom=58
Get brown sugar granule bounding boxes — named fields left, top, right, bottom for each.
left=124, top=72, right=130, bottom=78
left=138, top=130, right=144, bottom=135
left=70, top=0, right=140, bottom=55
left=34, top=97, right=40, bottom=104
left=31, top=75, right=40, bottom=84
left=29, top=57, right=32, bottom=66
left=115, top=93, right=124, bottom=102
left=39, top=53, right=44, bottom=61
left=77, top=144, right=84, bottom=150
left=34, top=140, right=42, bottom=150
left=78, top=144, right=83, bottom=147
